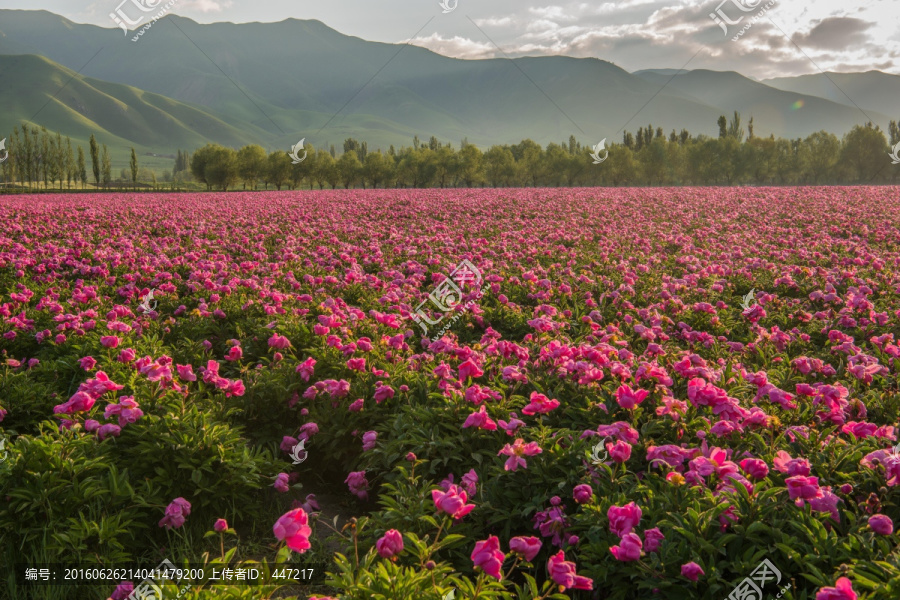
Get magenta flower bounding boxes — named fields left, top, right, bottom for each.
left=347, top=357, right=366, bottom=371
left=431, top=484, right=475, bottom=520
left=97, top=424, right=121, bottom=440
left=214, top=519, right=228, bottom=532
left=786, top=475, right=821, bottom=501
left=345, top=471, right=369, bottom=500
left=117, top=348, right=136, bottom=363
left=498, top=438, right=543, bottom=471
left=274, top=473, right=290, bottom=493
left=609, top=532, right=643, bottom=562
left=176, top=364, right=196, bottom=381
left=509, top=536, right=542, bottom=562
left=547, top=550, right=593, bottom=589
left=100, top=336, right=120, bottom=348
left=498, top=412, right=525, bottom=435
left=644, top=527, right=665, bottom=553
left=521, top=392, right=560, bottom=415
left=458, top=358, right=484, bottom=380
left=104, top=396, right=143, bottom=427
left=572, top=484, right=592, bottom=505
left=615, top=384, right=649, bottom=409
left=268, top=334, right=291, bottom=349
left=159, top=497, right=191, bottom=529
left=470, top=536, right=504, bottom=580
left=296, top=357, right=316, bottom=381
left=869, top=514, right=893, bottom=535
left=361, top=430, right=378, bottom=451
left=110, top=581, right=133, bottom=600
left=273, top=508, right=312, bottom=553
left=681, top=561, right=705, bottom=582
left=608, top=440, right=632, bottom=463
left=739, top=458, right=769, bottom=480
left=375, top=529, right=404, bottom=559
left=815, top=578, right=857, bottom=600
left=373, top=384, right=394, bottom=403
left=225, top=346, right=243, bottom=361
left=79, top=356, right=97, bottom=370
left=607, top=502, right=642, bottom=537
left=463, top=405, right=498, bottom=430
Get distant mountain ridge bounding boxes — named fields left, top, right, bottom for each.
left=0, top=8, right=895, bottom=158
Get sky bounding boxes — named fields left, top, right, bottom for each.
left=2, top=0, right=899, bottom=78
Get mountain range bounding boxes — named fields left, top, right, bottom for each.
left=0, top=9, right=896, bottom=169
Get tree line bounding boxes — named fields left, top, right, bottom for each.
left=0, top=126, right=152, bottom=191
left=3, top=113, right=899, bottom=192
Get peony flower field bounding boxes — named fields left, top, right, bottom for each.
left=2, top=187, right=900, bottom=600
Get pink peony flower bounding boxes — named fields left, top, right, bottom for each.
left=376, top=529, right=404, bottom=559
left=521, top=392, right=560, bottom=415
left=681, top=561, right=704, bottom=582
left=176, top=364, right=196, bottom=381
left=273, top=508, right=312, bottom=553
left=214, top=519, right=228, bottom=532
left=509, top=536, right=542, bottom=561
left=470, top=536, right=504, bottom=580
left=268, top=334, right=291, bottom=349
left=159, top=497, right=191, bottom=529
left=274, top=473, right=290, bottom=493
left=361, top=430, right=378, bottom=451
left=432, top=484, right=475, bottom=520
left=609, top=532, right=643, bottom=562
left=463, top=405, right=498, bottom=430
left=547, top=550, right=593, bottom=589
left=869, top=514, right=893, bottom=535
left=815, top=577, right=857, bottom=600
left=100, top=336, right=120, bottom=348
left=739, top=458, right=769, bottom=480
left=225, top=346, right=243, bottom=361
left=498, top=412, right=526, bottom=435
left=607, top=502, right=642, bottom=537
left=79, top=356, right=97, bottom=370
left=644, top=527, right=665, bottom=553
left=498, top=438, right=543, bottom=471
left=345, top=471, right=369, bottom=500
left=572, top=484, right=592, bottom=505
left=458, top=358, right=484, bottom=380
left=296, top=357, right=316, bottom=381
left=786, top=475, right=821, bottom=501
left=110, top=581, right=133, bottom=600
left=608, top=439, right=632, bottom=463
left=615, top=384, right=649, bottom=409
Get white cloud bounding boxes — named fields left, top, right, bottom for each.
left=407, top=33, right=497, bottom=59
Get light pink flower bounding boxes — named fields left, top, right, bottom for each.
left=509, top=536, right=542, bottom=561
left=498, top=438, right=542, bottom=471
left=376, top=529, right=404, bottom=558
left=273, top=508, right=312, bottom=553
left=547, top=550, right=593, bottom=589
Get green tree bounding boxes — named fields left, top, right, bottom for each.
left=840, top=123, right=890, bottom=183
left=237, top=144, right=267, bottom=190
left=89, top=134, right=100, bottom=188
left=130, top=147, right=139, bottom=191
left=801, top=131, right=840, bottom=184
left=190, top=144, right=218, bottom=190
left=101, top=144, right=112, bottom=188
left=362, top=151, right=391, bottom=189
left=205, top=146, right=239, bottom=191
left=65, top=137, right=75, bottom=190
left=267, top=150, right=293, bottom=191
left=77, top=146, right=86, bottom=189
left=337, top=151, right=362, bottom=189
left=484, top=146, right=516, bottom=187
